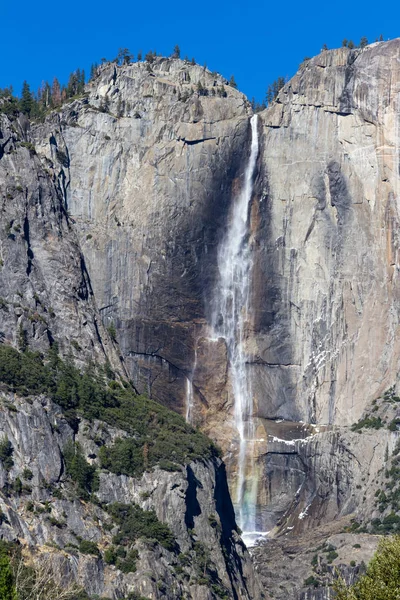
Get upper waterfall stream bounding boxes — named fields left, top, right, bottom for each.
left=211, top=114, right=260, bottom=543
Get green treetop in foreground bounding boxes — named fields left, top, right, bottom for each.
left=335, top=536, right=400, bottom=599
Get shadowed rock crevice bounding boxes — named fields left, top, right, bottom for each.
left=184, top=465, right=202, bottom=529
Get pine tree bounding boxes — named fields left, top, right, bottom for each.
left=265, top=76, right=285, bottom=106
left=52, top=77, right=61, bottom=106
left=137, top=50, right=142, bottom=61
left=379, top=34, right=384, bottom=41
left=342, top=39, right=348, bottom=47
left=78, top=69, right=85, bottom=93
left=172, top=45, right=181, bottom=59
left=0, top=545, right=16, bottom=600
left=17, top=323, right=28, bottom=352
left=335, top=535, right=400, bottom=600
left=360, top=36, right=368, bottom=48
left=20, top=81, right=33, bottom=116
left=229, top=75, right=237, bottom=89
left=145, top=50, right=155, bottom=64
left=116, top=48, right=133, bottom=65
left=89, top=63, right=98, bottom=80
left=348, top=40, right=355, bottom=49
left=66, top=71, right=78, bottom=98
left=42, top=81, right=52, bottom=108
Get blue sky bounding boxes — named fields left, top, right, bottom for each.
left=1, top=0, right=399, bottom=102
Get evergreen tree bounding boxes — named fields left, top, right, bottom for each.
left=379, top=34, right=384, bottom=41
left=137, top=50, right=142, bottom=61
left=145, top=50, right=155, bottom=63
left=229, top=75, right=237, bottom=88
left=42, top=81, right=52, bottom=108
left=17, top=324, right=28, bottom=352
left=20, top=81, right=33, bottom=116
left=322, top=43, right=328, bottom=50
left=266, top=76, right=285, bottom=105
left=116, top=48, right=133, bottom=65
left=78, top=69, right=85, bottom=93
left=348, top=40, right=355, bottom=49
left=52, top=77, right=61, bottom=106
left=172, top=44, right=181, bottom=58
left=0, top=545, right=16, bottom=600
left=360, top=36, right=368, bottom=48
left=342, top=39, right=348, bottom=47
left=335, top=535, right=400, bottom=599
left=66, top=71, right=78, bottom=97
left=89, top=63, right=98, bottom=80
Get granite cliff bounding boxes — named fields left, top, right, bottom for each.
left=2, top=39, right=400, bottom=599
left=0, top=106, right=261, bottom=599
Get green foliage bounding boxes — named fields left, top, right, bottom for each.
left=0, top=437, right=14, bottom=472
left=266, top=77, right=285, bottom=105
left=108, top=503, right=176, bottom=551
left=304, top=575, right=320, bottom=588
left=107, top=322, right=117, bottom=341
left=116, top=48, right=133, bottom=65
left=228, top=75, right=237, bottom=89
left=20, top=81, right=33, bottom=116
left=335, top=535, right=400, bottom=599
left=351, top=415, right=384, bottom=432
left=78, top=540, right=100, bottom=556
left=172, top=45, right=181, bottom=59
left=17, top=324, right=28, bottom=352
left=145, top=51, right=156, bottom=63
left=63, top=441, right=99, bottom=499
left=0, top=542, right=16, bottom=600
left=388, top=418, right=400, bottom=432
left=0, top=88, right=19, bottom=117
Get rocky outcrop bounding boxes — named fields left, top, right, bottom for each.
left=0, top=389, right=262, bottom=599
left=252, top=525, right=380, bottom=600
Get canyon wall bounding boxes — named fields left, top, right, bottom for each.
left=30, top=43, right=400, bottom=543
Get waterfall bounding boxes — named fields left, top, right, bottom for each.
left=185, top=344, right=197, bottom=424
left=211, top=114, right=259, bottom=538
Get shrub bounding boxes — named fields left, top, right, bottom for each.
left=0, top=542, right=16, bottom=600
left=0, top=437, right=14, bottom=472
left=108, top=503, right=176, bottom=551
left=78, top=540, right=99, bottom=556
left=63, top=441, right=99, bottom=499
left=304, top=575, right=319, bottom=587
left=22, top=468, right=33, bottom=481
left=335, top=535, right=400, bottom=599
left=351, top=415, right=384, bottom=432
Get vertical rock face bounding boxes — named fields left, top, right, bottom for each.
left=34, top=43, right=400, bottom=433
left=254, top=41, right=400, bottom=426
left=33, top=59, right=251, bottom=415
left=0, top=113, right=115, bottom=365
left=27, top=41, right=400, bottom=560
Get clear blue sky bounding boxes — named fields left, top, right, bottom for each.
left=1, top=0, right=399, bottom=102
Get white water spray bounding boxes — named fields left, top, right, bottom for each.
left=212, top=115, right=259, bottom=535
